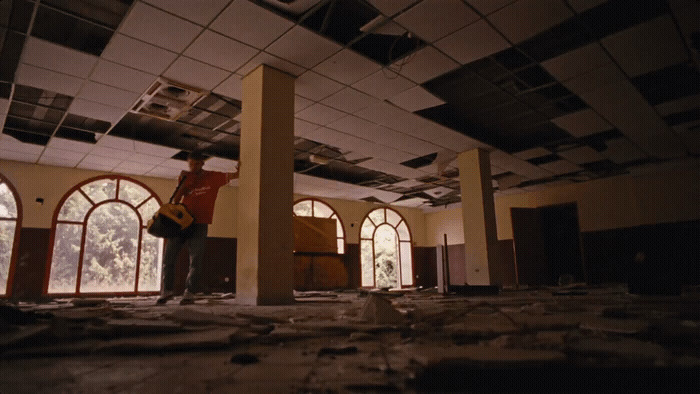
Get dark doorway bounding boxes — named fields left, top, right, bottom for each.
left=511, top=203, right=585, bottom=286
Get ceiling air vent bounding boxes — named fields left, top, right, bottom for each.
left=131, top=78, right=206, bottom=121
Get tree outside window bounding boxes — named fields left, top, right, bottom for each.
left=0, top=176, right=20, bottom=296
left=46, top=176, right=163, bottom=295
left=360, top=207, right=413, bottom=289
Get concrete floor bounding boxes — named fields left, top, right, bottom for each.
left=2, top=286, right=700, bottom=392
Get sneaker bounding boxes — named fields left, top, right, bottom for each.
left=156, top=291, right=174, bottom=305
left=179, top=290, right=195, bottom=305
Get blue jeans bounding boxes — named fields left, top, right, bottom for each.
left=161, top=223, right=208, bottom=294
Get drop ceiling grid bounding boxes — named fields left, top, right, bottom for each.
left=118, top=1, right=204, bottom=53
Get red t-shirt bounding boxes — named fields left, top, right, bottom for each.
left=179, top=170, right=228, bottom=224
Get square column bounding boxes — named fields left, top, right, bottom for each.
left=236, top=65, right=295, bottom=305
left=457, top=148, right=500, bottom=285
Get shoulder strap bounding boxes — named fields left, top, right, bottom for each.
left=168, top=174, right=188, bottom=203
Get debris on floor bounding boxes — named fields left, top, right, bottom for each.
left=1, top=286, right=699, bottom=392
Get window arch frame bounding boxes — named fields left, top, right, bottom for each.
left=359, top=206, right=414, bottom=289
left=43, top=175, right=164, bottom=296
left=0, top=173, right=22, bottom=298
left=293, top=197, right=346, bottom=254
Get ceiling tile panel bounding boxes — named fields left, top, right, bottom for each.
left=96, top=135, right=135, bottom=150
left=41, top=147, right=86, bottom=162
left=101, top=34, right=179, bottom=75
left=145, top=166, right=182, bottom=178
left=210, top=0, right=295, bottom=49
left=77, top=161, right=116, bottom=172
left=561, top=62, right=627, bottom=94
left=435, top=19, right=510, bottom=65
left=351, top=69, right=415, bottom=100
left=294, top=118, right=320, bottom=137
left=296, top=103, right=347, bottom=125
left=327, top=115, right=376, bottom=136
left=0, top=149, right=39, bottom=163
left=295, top=96, right=315, bottom=114
left=295, top=71, right=345, bottom=101
left=89, top=60, right=157, bottom=94
left=236, top=52, right=307, bottom=77
left=489, top=149, right=553, bottom=179
left=163, top=57, right=231, bottom=91
left=184, top=30, right=259, bottom=72
left=212, top=74, right=242, bottom=101
left=81, top=154, right=123, bottom=168
left=0, top=134, right=45, bottom=154
left=133, top=141, right=181, bottom=157
left=47, top=137, right=95, bottom=153
left=143, top=0, right=230, bottom=26
left=537, top=159, right=582, bottom=174
left=392, top=46, right=460, bottom=84
left=601, top=137, right=648, bottom=164
left=313, top=49, right=382, bottom=85
left=566, top=0, right=609, bottom=13
left=68, top=99, right=125, bottom=125
left=359, top=158, right=425, bottom=178
left=556, top=145, right=604, bottom=164
left=601, top=15, right=688, bottom=78
left=541, top=42, right=611, bottom=82
left=78, top=81, right=141, bottom=109
left=266, top=26, right=343, bottom=69
left=388, top=85, right=445, bottom=112
left=365, top=0, right=419, bottom=16
left=513, top=147, right=552, bottom=160
left=320, top=88, right=381, bottom=114
left=488, top=0, right=573, bottom=44
left=394, top=0, right=480, bottom=42
left=118, top=2, right=203, bottom=53
left=14, top=64, right=83, bottom=97
left=466, top=0, right=517, bottom=15
left=551, top=108, right=612, bottom=137
left=38, top=154, right=82, bottom=167
left=21, top=37, right=98, bottom=78
left=128, top=152, right=167, bottom=165
left=113, top=161, right=155, bottom=175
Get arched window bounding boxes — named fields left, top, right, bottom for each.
left=45, top=176, right=163, bottom=295
left=293, top=198, right=345, bottom=254
left=360, top=207, right=413, bottom=288
left=0, top=174, right=21, bottom=297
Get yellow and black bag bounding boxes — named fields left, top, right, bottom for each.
left=147, top=175, right=194, bottom=238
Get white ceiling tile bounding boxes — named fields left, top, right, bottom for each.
left=294, top=118, right=321, bottom=137
left=538, top=159, right=582, bottom=175
left=236, top=52, right=307, bottom=77
left=133, top=141, right=180, bottom=157
left=365, top=0, right=419, bottom=16
left=359, top=158, right=425, bottom=178
left=0, top=150, right=39, bottom=163
left=119, top=2, right=203, bottom=53
left=513, top=147, right=551, bottom=160
left=434, top=19, right=510, bottom=65
left=90, top=60, right=157, bottom=94
left=68, top=99, right=126, bottom=125
left=89, top=146, right=131, bottom=161
left=160, top=159, right=189, bottom=170
left=394, top=0, right=480, bottom=42
left=368, top=126, right=440, bottom=156
left=419, top=122, right=493, bottom=152
left=489, top=149, right=552, bottom=179
left=96, top=135, right=135, bottom=151
left=296, top=103, right=346, bottom=126
left=114, top=161, right=155, bottom=175
left=38, top=155, right=82, bottom=168
left=41, top=147, right=86, bottom=161
left=326, top=115, right=376, bottom=135
left=551, top=108, right=612, bottom=137
left=143, top=0, right=229, bottom=26
left=47, top=138, right=95, bottom=153
left=561, top=62, right=627, bottom=94
left=313, top=49, right=382, bottom=85
left=295, top=71, right=344, bottom=101
left=204, top=157, right=238, bottom=171
left=354, top=142, right=414, bottom=164
left=184, top=30, right=259, bottom=72
left=320, top=88, right=381, bottom=114
left=424, top=186, right=453, bottom=198
left=213, top=74, right=242, bottom=101
left=15, top=64, right=83, bottom=97
left=210, top=0, right=295, bottom=49
left=388, top=85, right=445, bottom=112
left=391, top=197, right=428, bottom=208
left=491, top=165, right=508, bottom=176
left=128, top=153, right=167, bottom=165
left=145, top=166, right=182, bottom=179
left=266, top=26, right=342, bottom=69
left=601, top=138, right=648, bottom=164
left=0, top=135, right=44, bottom=154
left=556, top=146, right=603, bottom=164
left=601, top=16, right=688, bottom=78
left=21, top=37, right=98, bottom=78
left=371, top=189, right=402, bottom=203
left=566, top=0, right=609, bottom=13
left=351, top=69, right=415, bottom=100
left=101, top=34, right=179, bottom=75
left=392, top=46, right=459, bottom=84
left=541, top=42, right=611, bottom=82
left=295, top=96, right=314, bottom=113
left=488, top=0, right=573, bottom=44
left=78, top=81, right=141, bottom=109
left=655, top=94, right=700, bottom=117
left=77, top=161, right=115, bottom=172
left=303, top=126, right=349, bottom=147
left=466, top=0, right=517, bottom=15
left=81, top=154, right=123, bottom=168
left=163, top=56, right=231, bottom=91
left=0, top=98, right=8, bottom=115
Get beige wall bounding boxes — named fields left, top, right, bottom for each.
left=1, top=160, right=427, bottom=244
left=427, top=167, right=700, bottom=245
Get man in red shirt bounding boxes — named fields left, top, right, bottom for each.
left=157, top=151, right=239, bottom=305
